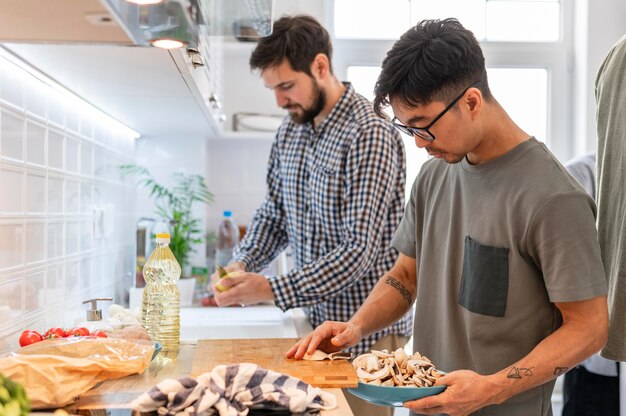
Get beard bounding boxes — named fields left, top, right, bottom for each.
left=285, top=79, right=326, bottom=125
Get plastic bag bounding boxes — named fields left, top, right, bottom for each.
left=0, top=337, right=154, bottom=409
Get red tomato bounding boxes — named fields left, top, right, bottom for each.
left=66, top=327, right=90, bottom=337
left=90, top=330, right=108, bottom=338
left=19, top=330, right=43, bottom=347
left=201, top=295, right=217, bottom=307
left=44, top=327, right=67, bottom=339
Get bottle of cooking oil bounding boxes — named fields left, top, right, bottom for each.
left=142, top=232, right=181, bottom=360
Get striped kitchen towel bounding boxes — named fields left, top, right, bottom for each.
left=131, top=363, right=337, bottom=416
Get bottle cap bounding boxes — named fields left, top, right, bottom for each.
left=156, top=232, right=170, bottom=243
left=223, top=211, right=232, bottom=217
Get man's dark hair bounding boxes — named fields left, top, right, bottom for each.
left=249, top=15, right=333, bottom=76
left=373, top=18, right=492, bottom=117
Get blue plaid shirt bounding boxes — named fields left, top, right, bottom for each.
left=233, top=83, right=413, bottom=354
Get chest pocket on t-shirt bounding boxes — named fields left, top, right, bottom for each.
left=459, top=235, right=510, bottom=317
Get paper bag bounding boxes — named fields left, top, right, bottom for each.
left=0, top=337, right=154, bottom=409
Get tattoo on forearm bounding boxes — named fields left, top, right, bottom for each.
left=385, top=276, right=412, bottom=306
left=507, top=366, right=534, bottom=379
left=554, top=367, right=568, bottom=376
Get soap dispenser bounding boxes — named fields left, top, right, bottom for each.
left=78, top=297, right=114, bottom=332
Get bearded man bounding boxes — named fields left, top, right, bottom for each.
left=209, top=15, right=412, bottom=416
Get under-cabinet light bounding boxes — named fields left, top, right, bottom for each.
left=125, top=0, right=163, bottom=4
left=0, top=46, right=141, bottom=140
left=150, top=38, right=187, bottom=49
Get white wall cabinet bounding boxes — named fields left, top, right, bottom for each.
left=170, top=37, right=225, bottom=137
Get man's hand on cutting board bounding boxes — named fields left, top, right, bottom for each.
left=287, top=321, right=362, bottom=359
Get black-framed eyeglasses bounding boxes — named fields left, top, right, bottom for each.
left=391, top=81, right=480, bottom=141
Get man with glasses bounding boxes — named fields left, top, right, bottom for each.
left=209, top=15, right=412, bottom=416
left=289, top=18, right=608, bottom=415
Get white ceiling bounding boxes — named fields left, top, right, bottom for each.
left=4, top=43, right=213, bottom=139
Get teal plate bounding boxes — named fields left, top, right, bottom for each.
left=151, top=342, right=163, bottom=360
left=347, top=382, right=446, bottom=407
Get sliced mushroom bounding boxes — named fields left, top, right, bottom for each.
left=357, top=364, right=390, bottom=381
left=389, top=359, right=405, bottom=386
left=354, top=349, right=444, bottom=388
left=381, top=378, right=395, bottom=387
left=352, top=353, right=377, bottom=371
left=394, top=348, right=409, bottom=367
left=372, top=349, right=394, bottom=359
left=303, top=350, right=330, bottom=361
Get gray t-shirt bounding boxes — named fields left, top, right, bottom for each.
left=393, top=138, right=606, bottom=416
left=596, top=33, right=626, bottom=362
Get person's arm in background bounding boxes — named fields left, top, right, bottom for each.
left=267, top=122, right=404, bottom=311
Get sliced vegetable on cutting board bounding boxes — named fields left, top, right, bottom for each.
left=191, top=338, right=357, bottom=388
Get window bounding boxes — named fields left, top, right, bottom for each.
left=334, top=0, right=562, bottom=42
left=347, top=65, right=548, bottom=141
left=334, top=0, right=410, bottom=40
left=487, top=68, right=548, bottom=141
left=333, top=0, right=572, bottom=181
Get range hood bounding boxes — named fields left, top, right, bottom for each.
left=0, top=0, right=273, bottom=46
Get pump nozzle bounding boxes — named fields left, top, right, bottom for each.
left=82, top=297, right=113, bottom=321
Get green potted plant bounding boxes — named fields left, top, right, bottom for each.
left=121, top=164, right=212, bottom=279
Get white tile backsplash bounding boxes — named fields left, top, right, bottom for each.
left=47, top=175, right=64, bottom=214
left=0, top=223, right=23, bottom=270
left=25, top=222, right=45, bottom=264
left=64, top=260, right=80, bottom=294
left=26, top=172, right=45, bottom=213
left=0, top=55, right=136, bottom=353
left=80, top=182, right=92, bottom=214
left=1, top=109, right=24, bottom=161
left=0, top=167, right=23, bottom=213
left=65, top=221, right=79, bottom=255
left=46, top=264, right=64, bottom=292
left=81, top=142, right=93, bottom=176
left=26, top=120, right=46, bottom=166
left=0, top=276, right=23, bottom=322
left=80, top=257, right=93, bottom=291
left=66, top=136, right=79, bottom=173
left=24, top=269, right=45, bottom=315
left=65, top=179, right=79, bottom=213
left=47, top=222, right=64, bottom=259
left=80, top=219, right=93, bottom=251
left=47, top=129, right=64, bottom=170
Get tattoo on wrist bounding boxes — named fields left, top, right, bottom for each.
left=385, top=276, right=412, bottom=306
left=507, top=366, right=534, bottom=379
left=554, top=367, right=568, bottom=376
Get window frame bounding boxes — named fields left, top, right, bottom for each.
left=326, top=0, right=575, bottom=161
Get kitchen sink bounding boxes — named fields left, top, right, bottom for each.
left=179, top=305, right=298, bottom=341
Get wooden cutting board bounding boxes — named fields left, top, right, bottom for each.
left=191, top=338, right=357, bottom=388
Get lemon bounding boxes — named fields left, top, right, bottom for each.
left=215, top=271, right=241, bottom=292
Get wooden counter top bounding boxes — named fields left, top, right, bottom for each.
left=65, top=342, right=353, bottom=416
